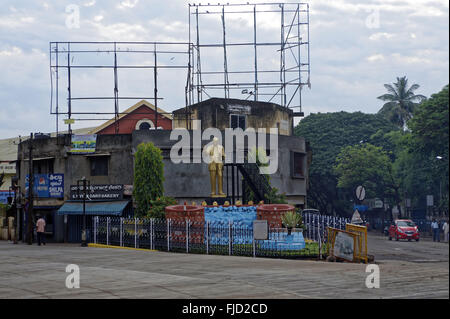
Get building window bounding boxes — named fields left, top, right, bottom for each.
left=230, top=114, right=246, bottom=130
left=90, top=157, right=108, bottom=176
left=291, top=151, right=305, bottom=178
left=33, top=159, right=54, bottom=175
left=135, top=119, right=155, bottom=130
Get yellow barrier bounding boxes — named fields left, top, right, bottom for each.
left=345, top=224, right=368, bottom=263
left=327, top=225, right=369, bottom=263
left=327, top=227, right=358, bottom=262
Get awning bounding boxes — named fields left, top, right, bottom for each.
left=57, top=200, right=129, bottom=216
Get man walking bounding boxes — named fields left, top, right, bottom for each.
left=36, top=215, right=46, bottom=246
left=431, top=219, right=440, bottom=242
left=443, top=219, right=449, bottom=243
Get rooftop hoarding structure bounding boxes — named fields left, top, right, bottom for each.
left=188, top=2, right=310, bottom=116
left=49, top=2, right=310, bottom=133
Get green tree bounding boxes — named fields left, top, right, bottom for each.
left=404, top=84, right=449, bottom=213
left=334, top=144, right=401, bottom=207
left=377, top=76, right=426, bottom=130
left=133, top=142, right=165, bottom=217
left=294, top=111, right=398, bottom=215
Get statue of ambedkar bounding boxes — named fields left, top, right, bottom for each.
left=205, top=137, right=226, bottom=197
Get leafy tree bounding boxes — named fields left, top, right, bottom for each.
left=334, top=143, right=401, bottom=208
left=133, top=142, right=165, bottom=217
left=377, top=76, right=426, bottom=130
left=403, top=85, right=449, bottom=213
left=294, top=111, right=398, bottom=215
left=147, top=196, right=177, bottom=219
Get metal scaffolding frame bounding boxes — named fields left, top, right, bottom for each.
left=49, top=3, right=310, bottom=134
left=49, top=41, right=192, bottom=134
left=187, top=2, right=310, bottom=113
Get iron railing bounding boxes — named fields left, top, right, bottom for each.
left=89, top=217, right=321, bottom=259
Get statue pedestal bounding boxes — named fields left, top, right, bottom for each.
left=204, top=197, right=232, bottom=206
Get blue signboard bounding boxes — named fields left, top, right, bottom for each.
left=26, top=174, right=64, bottom=198
left=353, top=204, right=368, bottom=212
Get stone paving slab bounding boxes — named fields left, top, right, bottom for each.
left=0, top=240, right=448, bottom=299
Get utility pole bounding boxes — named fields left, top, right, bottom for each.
left=77, top=177, right=90, bottom=247
left=27, top=133, right=33, bottom=245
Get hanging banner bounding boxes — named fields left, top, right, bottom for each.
left=70, top=135, right=97, bottom=154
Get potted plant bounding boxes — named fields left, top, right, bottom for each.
left=281, top=211, right=301, bottom=235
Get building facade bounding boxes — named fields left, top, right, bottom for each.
left=16, top=98, right=310, bottom=242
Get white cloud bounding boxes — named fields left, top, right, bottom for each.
left=369, top=32, right=394, bottom=41
left=367, top=54, right=385, bottom=62
left=84, top=0, right=96, bottom=7
left=94, top=15, right=103, bottom=22
left=118, top=0, right=139, bottom=9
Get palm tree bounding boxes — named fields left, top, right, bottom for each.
left=377, top=76, right=426, bottom=130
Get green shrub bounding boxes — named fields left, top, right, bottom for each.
left=133, top=142, right=164, bottom=217
left=281, top=210, right=301, bottom=228
left=147, top=196, right=177, bottom=219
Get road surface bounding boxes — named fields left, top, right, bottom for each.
left=0, top=235, right=447, bottom=299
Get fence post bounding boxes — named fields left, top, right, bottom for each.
left=318, top=228, right=322, bottom=260
left=94, top=216, right=97, bottom=244
left=106, top=217, right=110, bottom=246
left=150, top=219, right=153, bottom=250
left=167, top=219, right=170, bottom=252
left=253, top=237, right=256, bottom=258
left=134, top=218, right=137, bottom=248
left=228, top=221, right=232, bottom=256
left=206, top=221, right=209, bottom=255
left=186, top=220, right=189, bottom=253
left=312, top=216, right=315, bottom=241
left=308, top=214, right=311, bottom=239
left=120, top=217, right=123, bottom=247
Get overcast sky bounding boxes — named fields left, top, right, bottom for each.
left=0, top=0, right=448, bottom=139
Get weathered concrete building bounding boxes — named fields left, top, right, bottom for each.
left=16, top=98, right=309, bottom=242
left=173, top=98, right=294, bottom=136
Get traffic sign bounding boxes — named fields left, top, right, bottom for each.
left=356, top=185, right=366, bottom=201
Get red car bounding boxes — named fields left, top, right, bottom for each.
left=388, top=219, right=420, bottom=241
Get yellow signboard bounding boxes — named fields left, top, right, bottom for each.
left=64, top=119, right=75, bottom=124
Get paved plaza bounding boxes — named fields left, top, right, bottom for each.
left=0, top=233, right=448, bottom=299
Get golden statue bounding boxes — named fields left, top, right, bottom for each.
left=206, top=137, right=226, bottom=197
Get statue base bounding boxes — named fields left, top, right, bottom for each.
left=204, top=197, right=231, bottom=206
left=211, top=193, right=226, bottom=198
